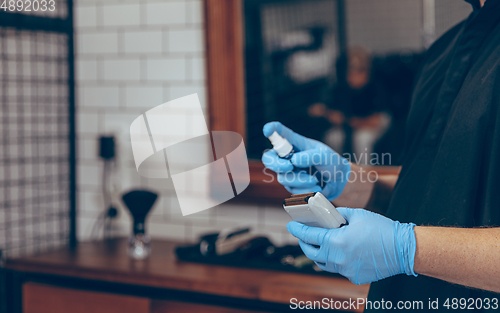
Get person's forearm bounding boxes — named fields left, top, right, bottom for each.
left=333, top=164, right=399, bottom=213
left=414, top=226, right=500, bottom=293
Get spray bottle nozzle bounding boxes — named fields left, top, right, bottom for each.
left=268, top=131, right=294, bottom=158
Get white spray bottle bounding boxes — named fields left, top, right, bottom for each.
left=268, top=131, right=326, bottom=188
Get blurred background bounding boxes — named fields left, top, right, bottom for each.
left=0, top=0, right=473, bottom=312
left=245, top=0, right=471, bottom=162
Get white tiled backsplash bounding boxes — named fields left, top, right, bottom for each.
left=75, top=0, right=295, bottom=246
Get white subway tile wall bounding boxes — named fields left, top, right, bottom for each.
left=75, top=0, right=294, bottom=245
left=79, top=32, right=118, bottom=54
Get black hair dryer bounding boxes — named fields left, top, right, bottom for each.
left=122, top=190, right=158, bottom=260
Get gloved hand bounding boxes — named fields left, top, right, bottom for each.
left=287, top=208, right=417, bottom=285
left=262, top=121, right=350, bottom=200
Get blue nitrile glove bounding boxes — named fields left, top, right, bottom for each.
left=262, top=121, right=350, bottom=200
left=287, top=208, right=417, bottom=285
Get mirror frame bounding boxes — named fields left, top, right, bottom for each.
left=204, top=0, right=289, bottom=203
left=203, top=0, right=398, bottom=203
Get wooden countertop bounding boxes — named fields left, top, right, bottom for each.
left=5, top=239, right=369, bottom=311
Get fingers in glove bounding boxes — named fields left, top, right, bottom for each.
left=314, top=261, right=331, bottom=272
left=290, top=149, right=324, bottom=168
left=277, top=170, right=318, bottom=188
left=261, top=149, right=294, bottom=172
left=298, top=240, right=325, bottom=263
left=287, top=186, right=323, bottom=195
left=287, top=221, right=328, bottom=246
left=334, top=207, right=360, bottom=222
left=263, top=121, right=309, bottom=151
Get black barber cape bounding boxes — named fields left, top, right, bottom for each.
left=366, top=1, right=500, bottom=311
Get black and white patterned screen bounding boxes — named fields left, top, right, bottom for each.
left=0, top=0, right=75, bottom=258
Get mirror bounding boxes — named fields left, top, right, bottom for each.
left=205, top=0, right=471, bottom=202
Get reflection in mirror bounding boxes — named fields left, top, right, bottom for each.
left=243, top=0, right=471, bottom=165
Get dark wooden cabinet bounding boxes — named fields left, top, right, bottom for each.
left=22, top=283, right=273, bottom=313
left=5, top=239, right=369, bottom=312
left=23, top=283, right=150, bottom=313
left=151, top=300, right=274, bottom=313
